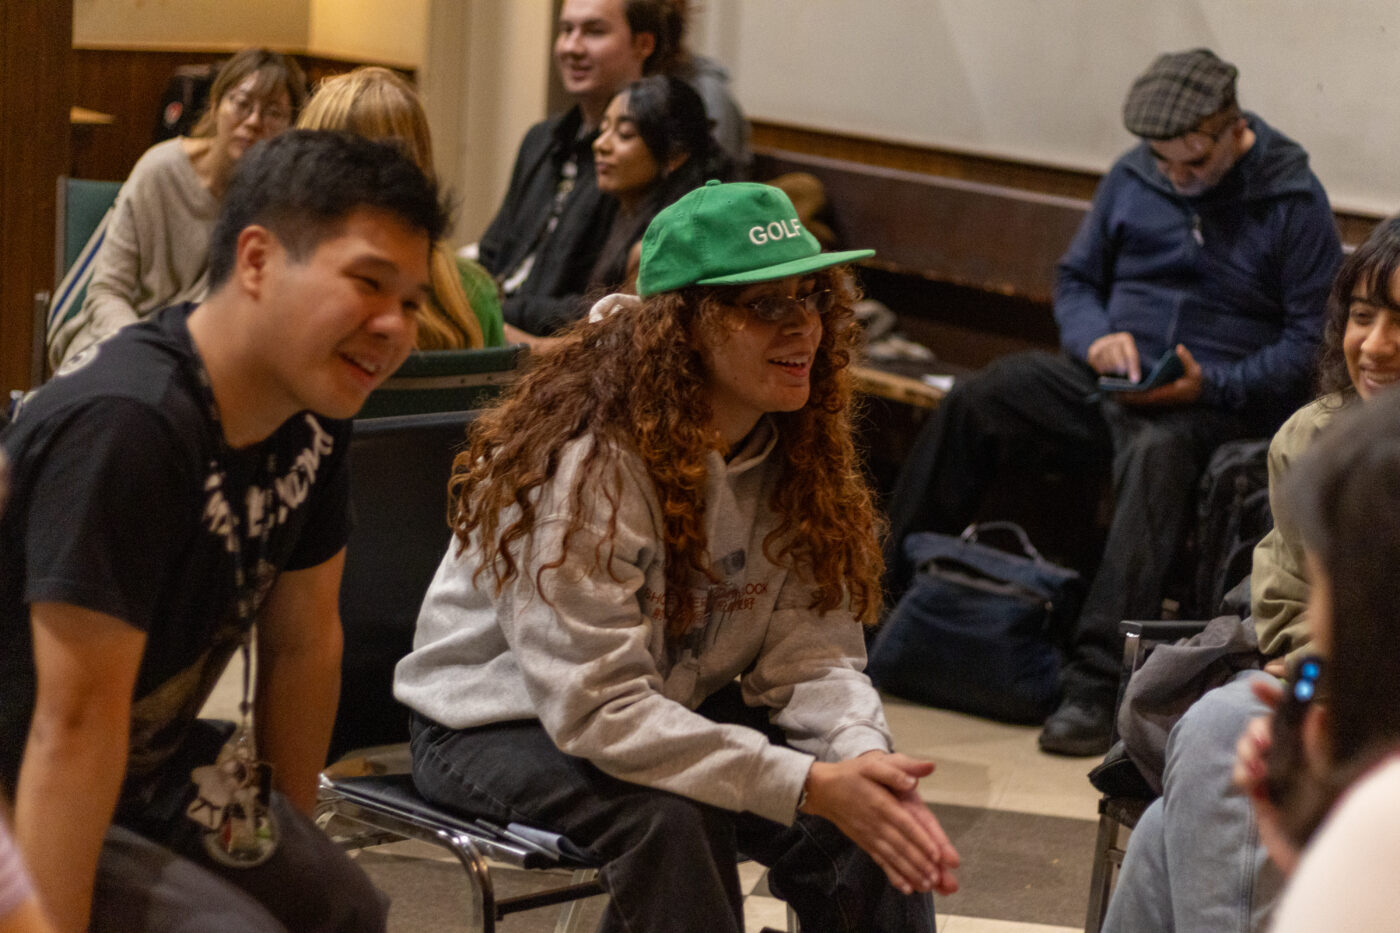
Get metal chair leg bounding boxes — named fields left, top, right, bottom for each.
left=552, top=869, right=600, bottom=933
left=1085, top=808, right=1125, bottom=933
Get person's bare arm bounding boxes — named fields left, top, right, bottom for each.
left=0, top=897, right=56, bottom=933
left=16, top=603, right=144, bottom=933
left=253, top=551, right=345, bottom=815
left=800, top=751, right=961, bottom=895
left=502, top=322, right=563, bottom=355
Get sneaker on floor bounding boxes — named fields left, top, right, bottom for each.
left=1038, top=696, right=1114, bottom=756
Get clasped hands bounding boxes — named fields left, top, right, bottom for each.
left=800, top=750, right=960, bottom=896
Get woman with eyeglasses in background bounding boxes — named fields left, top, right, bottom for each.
left=52, top=48, right=306, bottom=367
left=395, top=182, right=959, bottom=932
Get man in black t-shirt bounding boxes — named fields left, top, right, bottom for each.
left=0, top=131, right=448, bottom=932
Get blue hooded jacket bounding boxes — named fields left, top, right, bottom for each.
left=1054, top=113, right=1341, bottom=427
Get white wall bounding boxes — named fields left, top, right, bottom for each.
left=73, top=0, right=309, bottom=49
left=72, top=0, right=548, bottom=243
left=692, top=0, right=1400, bottom=216
left=421, top=0, right=553, bottom=244
left=307, top=0, right=428, bottom=68
left=74, top=0, right=430, bottom=68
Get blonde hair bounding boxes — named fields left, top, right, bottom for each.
left=299, top=67, right=482, bottom=349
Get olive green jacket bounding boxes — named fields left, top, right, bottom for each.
left=1252, top=393, right=1353, bottom=664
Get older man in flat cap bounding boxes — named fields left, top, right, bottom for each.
left=886, top=49, right=1341, bottom=755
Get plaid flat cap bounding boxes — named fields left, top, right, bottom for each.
left=1122, top=48, right=1238, bottom=139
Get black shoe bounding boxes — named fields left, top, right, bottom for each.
left=1038, top=697, right=1114, bottom=756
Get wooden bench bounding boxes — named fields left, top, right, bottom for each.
left=756, top=147, right=1091, bottom=307
left=756, top=145, right=1091, bottom=411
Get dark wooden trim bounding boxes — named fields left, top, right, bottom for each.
left=71, top=47, right=416, bottom=183
left=1, top=1, right=72, bottom=392
left=753, top=120, right=1103, bottom=201
left=752, top=119, right=1381, bottom=248
left=755, top=146, right=1089, bottom=305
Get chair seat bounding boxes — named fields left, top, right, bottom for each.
left=1099, top=794, right=1150, bottom=831
left=323, top=772, right=599, bottom=872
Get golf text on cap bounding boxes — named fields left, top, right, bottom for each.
left=749, top=218, right=803, bottom=246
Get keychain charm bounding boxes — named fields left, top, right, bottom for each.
left=187, top=723, right=279, bottom=867
left=186, top=621, right=279, bottom=867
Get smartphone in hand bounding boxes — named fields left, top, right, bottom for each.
left=1098, top=347, right=1185, bottom=393
left=1263, top=656, right=1324, bottom=808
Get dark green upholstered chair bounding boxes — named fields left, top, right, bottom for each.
left=355, top=344, right=528, bottom=419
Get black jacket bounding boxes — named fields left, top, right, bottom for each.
left=478, top=107, right=618, bottom=336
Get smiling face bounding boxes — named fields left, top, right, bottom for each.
left=697, top=276, right=824, bottom=446
left=554, top=0, right=653, bottom=124
left=592, top=91, right=662, bottom=209
left=215, top=71, right=293, bottom=163
left=254, top=207, right=428, bottom=421
left=1343, top=273, right=1400, bottom=400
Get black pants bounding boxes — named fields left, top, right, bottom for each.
left=885, top=351, right=1263, bottom=701
left=91, top=791, right=387, bottom=932
left=409, top=686, right=935, bottom=933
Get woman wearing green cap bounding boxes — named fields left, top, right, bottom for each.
left=395, top=180, right=958, bottom=931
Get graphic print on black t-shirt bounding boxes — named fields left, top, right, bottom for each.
left=127, top=413, right=340, bottom=784
left=0, top=305, right=352, bottom=799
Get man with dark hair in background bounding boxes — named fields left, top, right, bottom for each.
left=885, top=49, right=1342, bottom=756
left=659, top=0, right=752, bottom=175
left=480, top=0, right=670, bottom=342
left=0, top=129, right=448, bottom=932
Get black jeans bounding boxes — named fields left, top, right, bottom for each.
left=91, top=791, right=387, bottom=932
left=409, top=686, right=935, bottom=933
left=885, top=351, right=1264, bottom=701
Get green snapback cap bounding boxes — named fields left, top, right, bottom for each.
left=636, top=180, right=874, bottom=297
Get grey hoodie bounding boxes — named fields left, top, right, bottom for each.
left=394, top=420, right=890, bottom=825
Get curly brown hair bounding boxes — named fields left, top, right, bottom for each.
left=448, top=266, right=884, bottom=637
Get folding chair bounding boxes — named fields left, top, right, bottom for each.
left=1083, top=618, right=1209, bottom=933
left=355, top=344, right=528, bottom=419
left=316, top=409, right=607, bottom=931
left=318, top=410, right=800, bottom=932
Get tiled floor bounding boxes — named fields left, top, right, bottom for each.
left=206, top=671, right=1102, bottom=931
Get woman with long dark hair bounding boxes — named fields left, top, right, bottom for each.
left=1104, top=215, right=1400, bottom=931
left=589, top=73, right=728, bottom=291
left=1234, top=384, right=1400, bottom=929
left=396, top=182, right=958, bottom=931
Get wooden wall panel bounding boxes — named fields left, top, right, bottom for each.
left=753, top=120, right=1379, bottom=249
left=70, top=48, right=415, bottom=183
left=0, top=1, right=72, bottom=392
left=755, top=147, right=1090, bottom=307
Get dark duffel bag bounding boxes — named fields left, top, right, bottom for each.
left=869, top=522, right=1082, bottom=724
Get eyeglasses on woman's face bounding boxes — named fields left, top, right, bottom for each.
left=223, top=89, right=292, bottom=129
left=740, top=289, right=837, bottom=323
